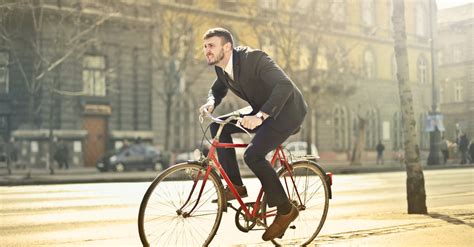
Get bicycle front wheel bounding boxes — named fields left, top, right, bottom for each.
left=138, top=163, right=224, bottom=247
left=263, top=161, right=329, bottom=246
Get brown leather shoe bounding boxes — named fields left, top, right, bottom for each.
left=213, top=184, right=248, bottom=203
left=262, top=204, right=299, bottom=241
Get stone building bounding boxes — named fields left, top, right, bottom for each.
left=0, top=0, right=439, bottom=168
left=1, top=0, right=155, bottom=167
left=438, top=3, right=474, bottom=142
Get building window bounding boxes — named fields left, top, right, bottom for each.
left=362, top=0, right=375, bottom=27
left=452, top=44, right=463, bottom=63
left=0, top=52, right=8, bottom=94
left=417, top=55, right=428, bottom=84
left=365, top=108, right=379, bottom=149
left=439, top=84, right=444, bottom=104
left=83, top=55, right=106, bottom=96
left=334, top=106, right=349, bottom=150
left=415, top=3, right=427, bottom=37
left=364, top=49, right=376, bottom=78
left=454, top=81, right=463, bottom=102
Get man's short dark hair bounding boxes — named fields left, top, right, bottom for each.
left=203, top=27, right=234, bottom=47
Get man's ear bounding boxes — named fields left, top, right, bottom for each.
left=224, top=42, right=232, bottom=52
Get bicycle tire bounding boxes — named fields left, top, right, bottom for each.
left=262, top=160, right=329, bottom=246
left=138, top=162, right=225, bottom=246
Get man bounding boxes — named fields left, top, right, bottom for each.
left=200, top=27, right=307, bottom=241
left=458, top=133, right=469, bottom=164
left=376, top=140, right=385, bottom=165
left=440, top=136, right=449, bottom=165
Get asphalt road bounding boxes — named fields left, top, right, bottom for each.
left=1, top=167, right=472, bottom=246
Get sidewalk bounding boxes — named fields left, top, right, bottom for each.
left=0, top=161, right=472, bottom=186
left=263, top=204, right=474, bottom=247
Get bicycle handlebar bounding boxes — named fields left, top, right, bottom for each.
left=200, top=109, right=251, bottom=137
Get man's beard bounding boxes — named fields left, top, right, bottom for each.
left=207, top=48, right=225, bottom=66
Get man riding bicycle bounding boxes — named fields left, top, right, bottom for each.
left=200, top=27, right=308, bottom=241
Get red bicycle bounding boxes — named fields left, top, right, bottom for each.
left=138, top=110, right=332, bottom=246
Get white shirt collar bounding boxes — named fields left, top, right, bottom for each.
left=224, top=52, right=234, bottom=80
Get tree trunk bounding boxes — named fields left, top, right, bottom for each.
left=392, top=0, right=427, bottom=214
left=350, top=117, right=365, bottom=166
left=164, top=95, right=173, bottom=151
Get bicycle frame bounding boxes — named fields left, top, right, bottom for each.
left=187, top=117, right=304, bottom=223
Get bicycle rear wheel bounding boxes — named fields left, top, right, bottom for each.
left=138, top=163, right=224, bottom=246
left=263, top=161, right=329, bottom=246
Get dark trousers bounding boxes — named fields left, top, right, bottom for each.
left=210, top=119, right=296, bottom=208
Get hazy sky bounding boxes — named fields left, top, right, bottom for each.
left=436, top=0, right=473, bottom=9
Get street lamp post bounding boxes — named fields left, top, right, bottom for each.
left=427, top=0, right=443, bottom=166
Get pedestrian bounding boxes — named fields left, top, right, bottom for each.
left=376, top=140, right=385, bottom=165
left=469, top=141, right=474, bottom=164
left=199, top=27, right=307, bottom=241
left=54, top=141, right=69, bottom=169
left=458, top=133, right=469, bottom=164
left=440, top=136, right=449, bottom=165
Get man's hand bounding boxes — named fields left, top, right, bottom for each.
left=240, top=115, right=263, bottom=130
left=199, top=101, right=215, bottom=115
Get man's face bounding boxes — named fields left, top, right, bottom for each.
left=203, top=36, right=228, bottom=66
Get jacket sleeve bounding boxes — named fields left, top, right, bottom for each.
left=207, top=77, right=228, bottom=108
left=256, top=51, right=294, bottom=119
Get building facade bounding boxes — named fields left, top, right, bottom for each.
left=438, top=4, right=474, bottom=142
left=1, top=0, right=155, bottom=167
left=1, top=0, right=439, bottom=167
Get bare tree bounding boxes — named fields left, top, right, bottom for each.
left=150, top=4, right=212, bottom=151
left=245, top=1, right=359, bottom=155
left=0, top=1, right=117, bottom=174
left=0, top=1, right=117, bottom=126
left=392, top=0, right=427, bottom=214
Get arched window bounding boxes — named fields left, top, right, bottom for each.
left=392, top=112, right=403, bottom=150
left=364, top=49, right=376, bottom=79
left=362, top=0, right=376, bottom=27
left=417, top=55, right=428, bottom=84
left=365, top=108, right=379, bottom=149
left=333, top=106, right=350, bottom=150
left=415, top=3, right=427, bottom=37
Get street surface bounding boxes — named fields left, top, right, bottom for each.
left=1, top=167, right=473, bottom=246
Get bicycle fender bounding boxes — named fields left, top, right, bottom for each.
left=282, top=160, right=333, bottom=199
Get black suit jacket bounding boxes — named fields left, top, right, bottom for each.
left=208, top=47, right=308, bottom=133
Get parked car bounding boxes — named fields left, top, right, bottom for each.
left=96, top=144, right=164, bottom=172
left=284, top=141, right=320, bottom=161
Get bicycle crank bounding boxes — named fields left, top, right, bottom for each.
left=234, top=202, right=259, bottom=232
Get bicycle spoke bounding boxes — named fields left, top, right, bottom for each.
left=139, top=164, right=223, bottom=246
left=265, top=162, right=329, bottom=246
